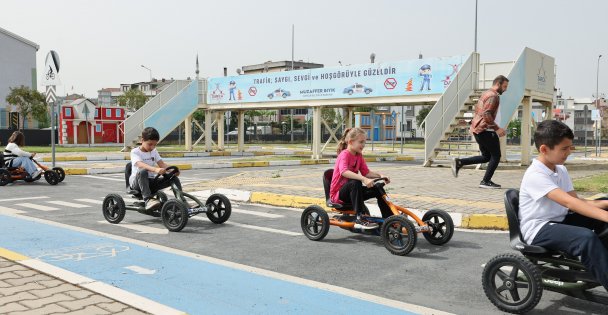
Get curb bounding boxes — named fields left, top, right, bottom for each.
left=0, top=247, right=185, bottom=315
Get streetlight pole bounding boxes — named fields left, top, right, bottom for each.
left=290, top=24, right=295, bottom=143
left=141, top=65, right=152, bottom=81
left=474, top=0, right=478, bottom=52
left=596, top=54, right=602, bottom=156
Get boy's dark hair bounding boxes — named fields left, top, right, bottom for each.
left=493, top=75, right=509, bottom=85
left=534, top=120, right=574, bottom=150
left=141, top=127, right=160, bottom=141
left=8, top=131, right=25, bottom=147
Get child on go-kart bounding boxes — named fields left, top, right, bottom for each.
left=519, top=120, right=608, bottom=290
left=130, top=127, right=182, bottom=211
left=3, top=131, right=42, bottom=179
left=329, top=127, right=392, bottom=230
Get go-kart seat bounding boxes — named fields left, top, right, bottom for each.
left=323, top=169, right=353, bottom=210
left=124, top=162, right=143, bottom=198
left=504, top=189, right=555, bottom=255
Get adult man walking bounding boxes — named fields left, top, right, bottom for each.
left=451, top=75, right=508, bottom=188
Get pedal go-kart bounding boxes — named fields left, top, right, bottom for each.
left=102, top=163, right=231, bottom=232
left=300, top=169, right=455, bottom=256
left=482, top=189, right=608, bottom=313
left=0, top=154, right=65, bottom=186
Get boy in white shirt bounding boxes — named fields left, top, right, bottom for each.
left=519, top=120, right=608, bottom=290
left=130, top=127, right=181, bottom=211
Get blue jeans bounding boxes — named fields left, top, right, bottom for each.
left=10, top=157, right=38, bottom=176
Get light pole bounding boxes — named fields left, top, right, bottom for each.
left=141, top=65, right=152, bottom=81
left=474, top=0, right=478, bottom=52
left=596, top=54, right=602, bottom=156
left=584, top=104, right=588, bottom=157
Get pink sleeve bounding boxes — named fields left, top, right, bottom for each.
left=336, top=151, right=349, bottom=175
left=359, top=155, right=369, bottom=176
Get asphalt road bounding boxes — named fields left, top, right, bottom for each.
left=1, top=167, right=607, bottom=314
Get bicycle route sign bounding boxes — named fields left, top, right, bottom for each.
left=41, top=50, right=61, bottom=86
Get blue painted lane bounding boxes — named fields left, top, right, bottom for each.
left=0, top=215, right=417, bottom=315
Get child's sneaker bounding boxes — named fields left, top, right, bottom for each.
left=31, top=170, right=42, bottom=179
left=354, top=218, right=379, bottom=230
left=145, top=198, right=161, bottom=211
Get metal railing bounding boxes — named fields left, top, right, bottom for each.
left=423, top=52, right=479, bottom=165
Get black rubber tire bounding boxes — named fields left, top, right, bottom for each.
left=301, top=205, right=330, bottom=241
left=161, top=199, right=189, bottom=232
left=52, top=167, right=65, bottom=182
left=205, top=194, right=232, bottom=224
left=482, top=253, right=543, bottom=314
left=43, top=170, right=59, bottom=185
left=155, top=191, right=169, bottom=204
left=381, top=215, right=417, bottom=256
left=422, top=209, right=455, bottom=245
left=102, top=194, right=126, bottom=224
left=0, top=169, right=11, bottom=186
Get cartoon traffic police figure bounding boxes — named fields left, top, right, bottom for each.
left=229, top=80, right=237, bottom=101
left=419, top=64, right=432, bottom=91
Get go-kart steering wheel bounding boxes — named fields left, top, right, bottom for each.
left=154, top=166, right=180, bottom=181
left=373, top=177, right=389, bottom=186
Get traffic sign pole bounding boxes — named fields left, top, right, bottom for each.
left=43, top=50, right=60, bottom=168
left=46, top=85, right=57, bottom=167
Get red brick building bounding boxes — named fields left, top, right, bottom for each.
left=59, top=98, right=125, bottom=144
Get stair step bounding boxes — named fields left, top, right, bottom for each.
left=434, top=148, right=480, bottom=153
left=439, top=141, right=475, bottom=146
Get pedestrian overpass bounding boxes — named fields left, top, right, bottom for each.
left=122, top=47, right=555, bottom=166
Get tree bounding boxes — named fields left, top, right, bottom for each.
left=118, top=88, right=148, bottom=110
left=5, top=85, right=48, bottom=129
left=416, top=106, right=432, bottom=130
left=507, top=119, right=522, bottom=138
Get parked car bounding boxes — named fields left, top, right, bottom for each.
left=343, top=83, right=372, bottom=95
left=268, top=88, right=291, bottom=99
left=227, top=129, right=252, bottom=136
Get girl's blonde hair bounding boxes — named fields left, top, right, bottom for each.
left=337, top=127, right=366, bottom=154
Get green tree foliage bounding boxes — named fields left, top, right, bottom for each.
left=416, top=106, right=432, bottom=130
left=118, top=88, right=148, bottom=110
left=5, top=85, right=48, bottom=129
left=507, top=119, right=522, bottom=138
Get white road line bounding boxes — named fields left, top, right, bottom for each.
left=191, top=217, right=301, bottom=236
left=75, top=199, right=104, bottom=205
left=97, top=221, right=168, bottom=235
left=0, top=206, right=26, bottom=215
left=47, top=201, right=91, bottom=208
left=81, top=175, right=124, bottom=182
left=16, top=203, right=59, bottom=211
left=0, top=196, right=49, bottom=202
left=232, top=208, right=283, bottom=218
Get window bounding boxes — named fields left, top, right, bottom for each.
left=65, top=108, right=72, bottom=116
left=116, top=109, right=121, bottom=117
left=406, top=120, right=412, bottom=131
left=106, top=109, right=112, bottom=117
left=96, top=124, right=102, bottom=132
left=95, top=109, right=99, bottom=118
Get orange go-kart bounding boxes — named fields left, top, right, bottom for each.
left=0, top=154, right=65, bottom=186
left=300, top=169, right=455, bottom=256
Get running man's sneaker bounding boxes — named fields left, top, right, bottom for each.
left=354, top=218, right=379, bottom=230
left=451, top=158, right=462, bottom=178
left=479, top=180, right=501, bottom=189
left=145, top=198, right=161, bottom=211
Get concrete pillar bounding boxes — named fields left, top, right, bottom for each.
left=312, top=107, right=322, bottom=159
left=184, top=114, right=192, bottom=151
left=345, top=107, right=353, bottom=128
left=205, top=110, right=212, bottom=151
left=499, top=135, right=506, bottom=162
left=73, top=124, right=78, bottom=144
left=217, top=111, right=225, bottom=151
left=238, top=110, right=245, bottom=152
left=90, top=123, right=95, bottom=144
left=521, top=97, right=532, bottom=166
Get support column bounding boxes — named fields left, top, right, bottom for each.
left=345, top=107, right=353, bottom=128
left=205, top=110, right=212, bottom=151
left=499, top=134, right=506, bottom=162
left=184, top=114, right=192, bottom=151
left=521, top=97, right=532, bottom=166
left=90, top=123, right=95, bottom=144
left=217, top=111, right=225, bottom=151
left=73, top=124, right=78, bottom=144
left=238, top=110, right=245, bottom=152
left=312, top=107, right=322, bottom=159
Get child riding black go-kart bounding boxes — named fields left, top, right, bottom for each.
left=0, top=153, right=65, bottom=186
left=102, top=163, right=232, bottom=232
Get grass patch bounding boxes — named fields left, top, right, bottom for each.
left=573, top=173, right=608, bottom=193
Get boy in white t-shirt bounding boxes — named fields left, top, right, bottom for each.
left=519, top=120, right=608, bottom=290
left=130, top=127, right=181, bottom=211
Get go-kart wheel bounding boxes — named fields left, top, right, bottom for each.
left=422, top=209, right=454, bottom=245
left=161, top=199, right=189, bottom=232
left=52, top=167, right=65, bottom=182
left=43, top=170, right=59, bottom=185
left=0, top=169, right=11, bottom=186
left=482, top=253, right=543, bottom=314
left=155, top=191, right=168, bottom=204
left=381, top=215, right=417, bottom=256
left=301, top=205, right=330, bottom=241
left=102, top=194, right=126, bottom=224
left=205, top=194, right=232, bottom=224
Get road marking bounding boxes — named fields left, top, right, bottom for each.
left=47, top=201, right=91, bottom=208
left=0, top=196, right=49, bottom=202
left=81, top=175, right=124, bottom=182
left=16, top=203, right=59, bottom=211
left=97, top=221, right=168, bottom=235
left=232, top=208, right=283, bottom=218
left=0, top=206, right=26, bottom=215
left=192, top=217, right=301, bottom=236
left=75, top=198, right=104, bottom=205
left=124, top=265, right=156, bottom=275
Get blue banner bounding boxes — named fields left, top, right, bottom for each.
left=207, top=55, right=466, bottom=104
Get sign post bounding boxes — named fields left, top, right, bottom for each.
left=391, top=110, right=397, bottom=151
left=42, top=51, right=60, bottom=167
left=370, top=109, right=375, bottom=152
left=592, top=109, right=600, bottom=156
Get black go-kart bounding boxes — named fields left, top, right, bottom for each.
left=102, top=163, right=231, bottom=232
left=0, top=153, right=65, bottom=186
left=482, top=189, right=608, bottom=313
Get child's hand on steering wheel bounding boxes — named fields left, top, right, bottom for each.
left=156, top=167, right=167, bottom=175
left=363, top=177, right=374, bottom=188
left=379, top=174, right=390, bottom=184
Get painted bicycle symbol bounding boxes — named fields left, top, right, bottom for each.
left=35, top=244, right=130, bottom=262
